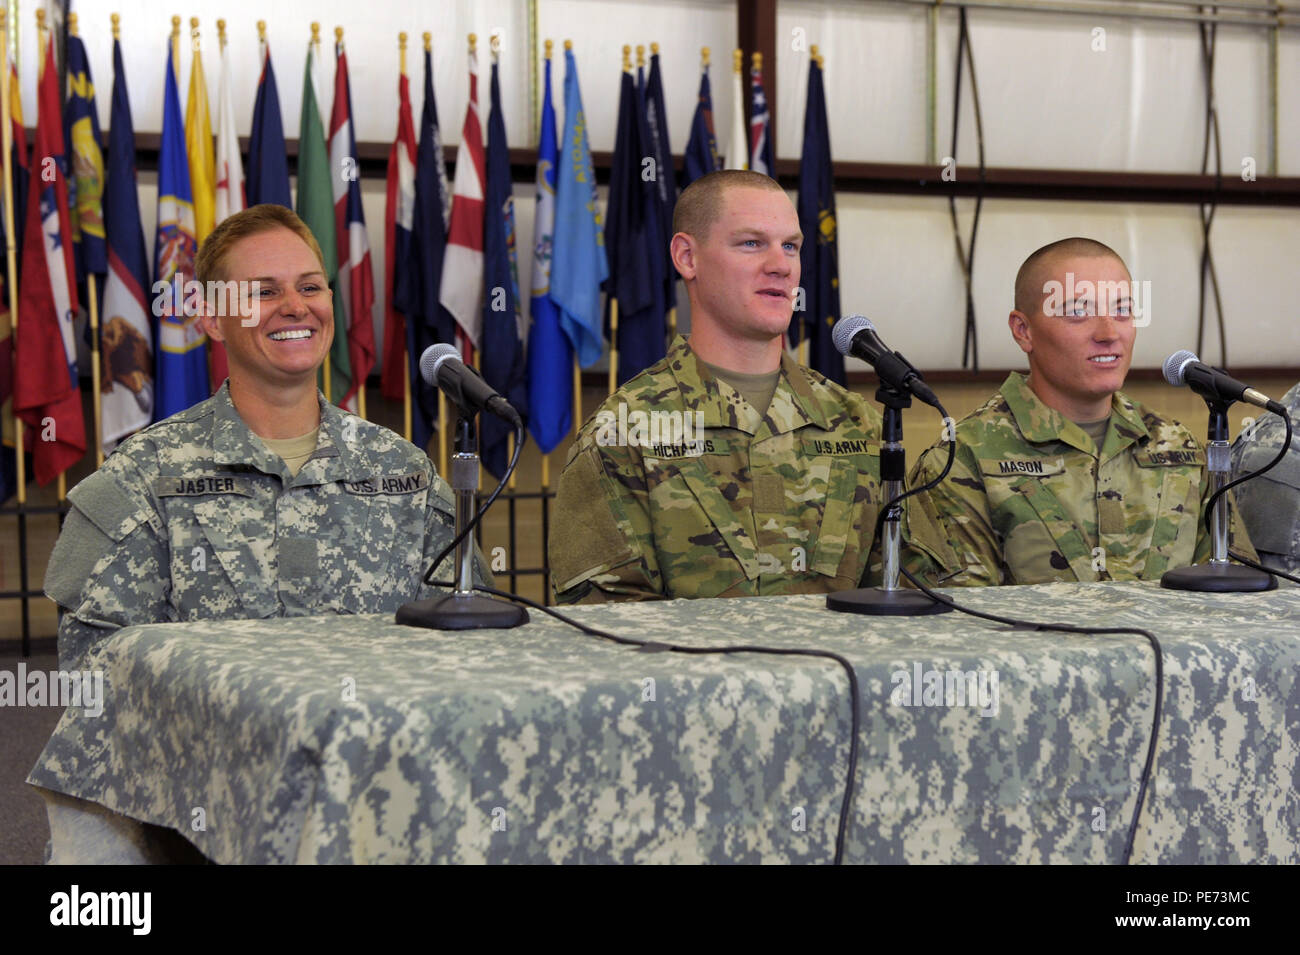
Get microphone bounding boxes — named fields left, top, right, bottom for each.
left=1162, top=350, right=1285, bottom=415
left=832, top=315, right=941, bottom=408
left=420, top=343, right=522, bottom=425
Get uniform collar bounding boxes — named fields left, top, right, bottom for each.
left=211, top=381, right=371, bottom=483
left=668, top=335, right=831, bottom=436
left=1001, top=371, right=1150, bottom=459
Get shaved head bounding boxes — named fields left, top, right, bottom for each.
left=673, top=170, right=787, bottom=243
left=1014, top=237, right=1128, bottom=317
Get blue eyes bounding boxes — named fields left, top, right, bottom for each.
left=740, top=239, right=799, bottom=252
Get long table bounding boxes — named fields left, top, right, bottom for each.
left=28, top=581, right=1300, bottom=863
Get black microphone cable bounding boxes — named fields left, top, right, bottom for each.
left=879, top=401, right=1164, bottom=866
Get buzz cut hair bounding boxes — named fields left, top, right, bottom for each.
left=195, top=203, right=327, bottom=286
left=672, top=170, right=787, bottom=242
left=1014, top=237, right=1128, bottom=317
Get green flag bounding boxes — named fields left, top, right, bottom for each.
left=296, top=43, right=351, bottom=403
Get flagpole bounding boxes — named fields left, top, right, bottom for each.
left=653, top=40, right=677, bottom=344
left=608, top=44, right=632, bottom=398
left=564, top=39, right=583, bottom=442
left=398, top=32, right=412, bottom=443
left=434, top=35, right=448, bottom=477
left=796, top=45, right=821, bottom=370
left=0, top=7, right=22, bottom=508
left=334, top=26, right=368, bottom=423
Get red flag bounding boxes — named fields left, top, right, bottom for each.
left=14, top=39, right=85, bottom=484
left=382, top=69, right=417, bottom=401
left=329, top=45, right=375, bottom=410
left=438, top=49, right=486, bottom=361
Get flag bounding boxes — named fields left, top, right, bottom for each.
left=214, top=39, right=246, bottom=224
left=329, top=42, right=375, bottom=411
left=381, top=63, right=417, bottom=405
left=297, top=40, right=349, bottom=404
left=246, top=41, right=291, bottom=208
left=683, top=63, right=721, bottom=188
left=101, top=35, right=155, bottom=446
left=65, top=33, right=106, bottom=288
left=2, top=61, right=30, bottom=501
left=795, top=56, right=845, bottom=384
left=13, top=37, right=85, bottom=484
left=439, top=49, right=486, bottom=355
left=605, top=67, right=666, bottom=385
left=550, top=48, right=607, bottom=369
left=645, top=51, right=677, bottom=309
left=185, top=33, right=225, bottom=391
left=526, top=53, right=571, bottom=455
left=479, top=60, right=528, bottom=479
left=749, top=60, right=773, bottom=177
left=725, top=59, right=747, bottom=170
left=186, top=35, right=216, bottom=244
left=402, top=46, right=453, bottom=450
left=154, top=36, right=208, bottom=419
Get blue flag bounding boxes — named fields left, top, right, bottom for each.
left=683, top=66, right=721, bottom=188
left=645, top=52, right=677, bottom=311
left=550, top=48, right=607, bottom=369
left=101, top=37, right=155, bottom=445
left=247, top=45, right=291, bottom=208
left=527, top=56, right=571, bottom=455
left=154, top=42, right=208, bottom=418
left=605, top=68, right=666, bottom=386
left=65, top=34, right=107, bottom=286
left=480, top=61, right=529, bottom=479
left=402, top=48, right=453, bottom=451
left=795, top=57, right=845, bottom=384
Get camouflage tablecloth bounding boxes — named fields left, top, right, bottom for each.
left=28, top=581, right=1300, bottom=864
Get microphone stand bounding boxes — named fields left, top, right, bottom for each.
left=396, top=409, right=530, bottom=629
left=827, top=383, right=952, bottom=615
left=1160, top=399, right=1275, bottom=593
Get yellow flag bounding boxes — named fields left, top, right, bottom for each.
left=186, top=42, right=215, bottom=243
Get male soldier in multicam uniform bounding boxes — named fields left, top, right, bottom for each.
left=550, top=170, right=884, bottom=601
left=903, top=237, right=1256, bottom=586
left=1230, top=381, right=1300, bottom=574
left=37, top=204, right=485, bottom=862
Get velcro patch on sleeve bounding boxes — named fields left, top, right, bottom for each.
left=69, top=471, right=150, bottom=543
left=550, top=447, right=635, bottom=588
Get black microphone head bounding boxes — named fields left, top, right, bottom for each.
left=419, top=343, right=460, bottom=386
left=832, top=314, right=876, bottom=357
left=1163, top=349, right=1198, bottom=387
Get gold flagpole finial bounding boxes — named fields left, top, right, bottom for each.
left=218, top=19, right=227, bottom=50
left=423, top=32, right=431, bottom=52
left=635, top=45, right=644, bottom=68
left=544, top=38, right=553, bottom=60
left=399, top=32, right=407, bottom=76
left=68, top=12, right=79, bottom=35
left=170, top=14, right=180, bottom=38
left=732, top=48, right=742, bottom=73
left=36, top=8, right=46, bottom=29
left=112, top=13, right=121, bottom=40
left=335, top=26, right=343, bottom=46
left=191, top=17, right=201, bottom=52
left=257, top=20, right=267, bottom=43
left=701, top=46, right=710, bottom=67
left=651, top=42, right=659, bottom=57
left=621, top=44, right=630, bottom=72
left=490, top=31, right=501, bottom=59
left=468, top=32, right=476, bottom=55
left=564, top=39, right=573, bottom=51
left=751, top=51, right=762, bottom=72
left=310, top=22, right=320, bottom=45
left=0, top=8, right=6, bottom=29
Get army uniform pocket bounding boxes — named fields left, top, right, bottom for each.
left=1135, top=456, right=1201, bottom=574
left=338, top=475, right=430, bottom=610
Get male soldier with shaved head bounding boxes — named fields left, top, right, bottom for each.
left=550, top=170, right=884, bottom=602
left=903, top=237, right=1255, bottom=586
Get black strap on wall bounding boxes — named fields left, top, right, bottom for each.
left=1197, top=14, right=1227, bottom=365
left=947, top=6, right=987, bottom=371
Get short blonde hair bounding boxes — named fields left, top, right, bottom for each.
left=1014, top=237, right=1127, bottom=317
left=673, top=170, right=786, bottom=242
left=195, top=204, right=327, bottom=285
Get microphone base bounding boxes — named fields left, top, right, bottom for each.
left=396, top=592, right=531, bottom=630
left=826, top=587, right=953, bottom=615
left=1160, top=562, right=1277, bottom=593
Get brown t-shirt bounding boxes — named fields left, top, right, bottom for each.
left=259, top=428, right=320, bottom=477
left=700, top=360, right=782, bottom=417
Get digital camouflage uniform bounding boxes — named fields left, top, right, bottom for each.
left=1230, top=380, right=1300, bottom=574
left=45, top=381, right=488, bottom=671
left=903, top=372, right=1257, bottom=586
left=550, top=336, right=884, bottom=602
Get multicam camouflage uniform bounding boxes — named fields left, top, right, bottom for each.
left=550, top=336, right=884, bottom=602
left=903, top=372, right=1257, bottom=586
left=1230, top=381, right=1300, bottom=574
left=45, top=381, right=486, bottom=671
